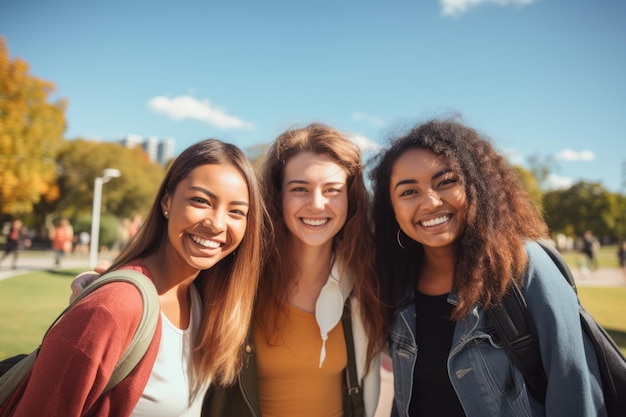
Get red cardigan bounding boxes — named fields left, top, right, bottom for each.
left=0, top=263, right=162, bottom=417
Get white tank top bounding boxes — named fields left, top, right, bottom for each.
left=130, top=284, right=208, bottom=416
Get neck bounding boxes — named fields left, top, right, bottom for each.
left=291, top=238, right=334, bottom=284
left=418, top=246, right=456, bottom=295
left=143, top=249, right=199, bottom=330
left=287, top=240, right=334, bottom=312
left=143, top=249, right=198, bottom=294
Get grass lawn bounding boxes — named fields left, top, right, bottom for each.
left=1, top=269, right=625, bottom=360
left=578, top=286, right=626, bottom=355
left=560, top=244, right=622, bottom=270
left=0, top=269, right=84, bottom=358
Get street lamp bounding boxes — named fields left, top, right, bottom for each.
left=89, top=168, right=121, bottom=268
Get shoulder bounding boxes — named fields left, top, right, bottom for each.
left=67, top=281, right=146, bottom=333
left=523, top=241, right=560, bottom=275
left=521, top=240, right=578, bottom=306
left=71, top=265, right=154, bottom=325
left=41, top=280, right=149, bottom=366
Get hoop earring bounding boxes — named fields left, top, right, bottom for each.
left=396, top=228, right=406, bottom=249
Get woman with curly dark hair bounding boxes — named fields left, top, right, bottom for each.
left=369, top=118, right=606, bottom=417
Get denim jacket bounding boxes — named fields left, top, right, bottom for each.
left=389, top=241, right=607, bottom=417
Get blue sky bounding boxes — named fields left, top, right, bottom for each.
left=2, top=0, right=625, bottom=192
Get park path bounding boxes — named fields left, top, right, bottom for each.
left=0, top=251, right=92, bottom=282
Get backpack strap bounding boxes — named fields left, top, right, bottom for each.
left=487, top=282, right=547, bottom=403
left=74, top=269, right=160, bottom=392
left=487, top=240, right=583, bottom=404
left=0, top=268, right=159, bottom=404
left=342, top=298, right=365, bottom=417
left=491, top=241, right=626, bottom=415
left=535, top=239, right=577, bottom=294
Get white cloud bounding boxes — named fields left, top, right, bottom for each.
left=352, top=112, right=385, bottom=128
left=348, top=133, right=381, bottom=153
left=545, top=173, right=574, bottom=190
left=554, top=148, right=595, bottom=162
left=440, top=0, right=537, bottom=17
left=148, top=95, right=254, bottom=130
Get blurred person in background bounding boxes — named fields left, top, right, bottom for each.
left=618, top=241, right=626, bottom=276
left=0, top=218, right=30, bottom=270
left=580, top=230, right=600, bottom=274
left=50, top=218, right=74, bottom=266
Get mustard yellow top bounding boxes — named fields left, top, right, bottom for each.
left=254, top=303, right=347, bottom=417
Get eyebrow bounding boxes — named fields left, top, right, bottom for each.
left=189, top=186, right=249, bottom=206
left=393, top=168, right=453, bottom=190
left=286, top=179, right=345, bottom=187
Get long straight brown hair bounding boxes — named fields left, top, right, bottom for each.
left=108, top=139, right=268, bottom=392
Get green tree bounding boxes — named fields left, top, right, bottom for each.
left=0, top=37, right=66, bottom=216
left=44, top=139, right=164, bottom=222
left=543, top=181, right=621, bottom=240
left=512, top=165, right=544, bottom=212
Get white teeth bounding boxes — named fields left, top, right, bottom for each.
left=191, top=235, right=221, bottom=248
left=421, top=215, right=450, bottom=227
left=302, top=218, right=328, bottom=226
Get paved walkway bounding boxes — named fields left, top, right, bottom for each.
left=0, top=252, right=93, bottom=282
left=571, top=267, right=626, bottom=287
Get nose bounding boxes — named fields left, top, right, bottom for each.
left=308, top=189, right=326, bottom=210
left=204, top=208, right=226, bottom=231
left=421, top=190, right=443, bottom=209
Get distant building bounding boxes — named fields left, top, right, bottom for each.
left=158, top=138, right=175, bottom=165
left=118, top=135, right=175, bottom=165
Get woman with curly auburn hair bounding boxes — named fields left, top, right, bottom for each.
left=369, top=118, right=606, bottom=417
left=204, top=123, right=385, bottom=417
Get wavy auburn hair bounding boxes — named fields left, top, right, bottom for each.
left=369, top=118, right=549, bottom=321
left=258, top=123, right=384, bottom=369
left=108, top=139, right=267, bottom=391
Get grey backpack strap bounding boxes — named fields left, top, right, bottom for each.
left=76, top=270, right=160, bottom=392
left=0, top=349, right=39, bottom=405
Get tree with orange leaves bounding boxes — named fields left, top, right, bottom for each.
left=0, top=37, right=67, bottom=216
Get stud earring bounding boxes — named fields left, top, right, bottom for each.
left=396, top=228, right=406, bottom=249
left=164, top=211, right=169, bottom=218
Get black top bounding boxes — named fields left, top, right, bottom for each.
left=408, top=291, right=465, bottom=417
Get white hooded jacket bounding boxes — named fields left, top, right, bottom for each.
left=315, top=263, right=381, bottom=417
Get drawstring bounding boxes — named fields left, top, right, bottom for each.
left=315, top=267, right=344, bottom=368
left=319, top=334, right=328, bottom=367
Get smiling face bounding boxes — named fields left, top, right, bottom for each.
left=160, top=163, right=249, bottom=272
left=389, top=148, right=467, bottom=250
left=281, top=152, right=349, bottom=250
